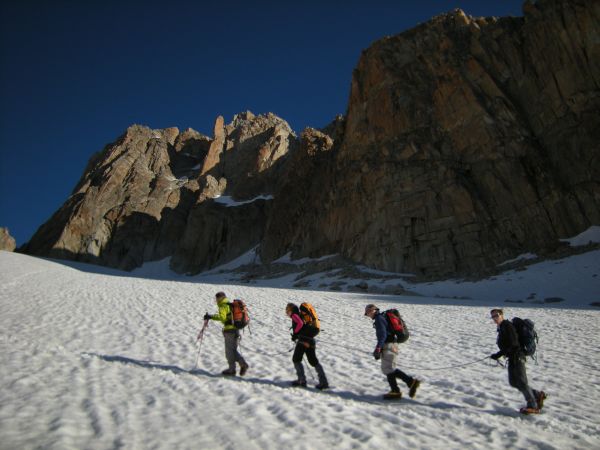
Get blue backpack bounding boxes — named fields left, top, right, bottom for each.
left=512, top=317, right=538, bottom=359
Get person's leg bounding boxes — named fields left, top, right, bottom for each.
left=306, top=346, right=328, bottom=388
left=508, top=357, right=537, bottom=408
left=393, top=368, right=414, bottom=386
left=232, top=331, right=247, bottom=367
left=382, top=343, right=399, bottom=392
left=292, top=343, right=306, bottom=384
left=305, top=346, right=319, bottom=366
left=223, top=331, right=237, bottom=373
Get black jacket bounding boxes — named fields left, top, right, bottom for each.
left=494, top=319, right=521, bottom=359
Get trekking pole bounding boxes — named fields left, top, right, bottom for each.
left=193, top=318, right=209, bottom=370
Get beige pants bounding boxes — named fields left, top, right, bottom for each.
left=381, top=342, right=399, bottom=375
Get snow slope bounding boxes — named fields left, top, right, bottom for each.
left=1, top=251, right=599, bottom=450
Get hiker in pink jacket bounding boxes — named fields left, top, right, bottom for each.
left=285, top=303, right=328, bottom=390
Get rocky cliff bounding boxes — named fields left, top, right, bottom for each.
left=24, top=112, right=296, bottom=271
left=24, top=0, right=600, bottom=278
left=263, top=0, right=600, bottom=277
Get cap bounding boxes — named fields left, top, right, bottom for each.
left=364, top=304, right=378, bottom=315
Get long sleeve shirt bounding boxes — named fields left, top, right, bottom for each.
left=210, top=297, right=235, bottom=331
left=291, top=313, right=304, bottom=334
left=495, top=319, right=521, bottom=358
left=373, top=313, right=389, bottom=349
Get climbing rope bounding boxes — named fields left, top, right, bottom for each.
left=317, top=338, right=493, bottom=372
left=403, top=356, right=493, bottom=371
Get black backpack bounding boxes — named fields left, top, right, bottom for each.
left=512, top=317, right=538, bottom=359
left=384, top=309, right=409, bottom=343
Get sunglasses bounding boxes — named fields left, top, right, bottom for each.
left=491, top=314, right=500, bottom=319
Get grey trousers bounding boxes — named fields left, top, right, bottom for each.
left=223, top=330, right=247, bottom=371
left=508, top=355, right=539, bottom=408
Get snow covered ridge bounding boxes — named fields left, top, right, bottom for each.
left=1, top=250, right=599, bottom=450
left=560, top=225, right=600, bottom=247
left=498, top=226, right=600, bottom=267
left=124, top=241, right=600, bottom=308
left=212, top=194, right=274, bottom=207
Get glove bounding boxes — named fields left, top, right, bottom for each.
left=373, top=347, right=382, bottom=360
left=291, top=334, right=298, bottom=342
left=490, top=353, right=500, bottom=360
left=203, top=313, right=211, bottom=321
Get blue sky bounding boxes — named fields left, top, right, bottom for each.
left=0, top=0, right=523, bottom=246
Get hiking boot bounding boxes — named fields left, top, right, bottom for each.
left=519, top=406, right=540, bottom=415
left=536, top=391, right=547, bottom=409
left=315, top=382, right=329, bottom=390
left=408, top=378, right=421, bottom=399
left=383, top=391, right=402, bottom=400
left=239, top=363, right=249, bottom=377
left=291, top=380, right=307, bottom=387
left=221, top=369, right=236, bottom=376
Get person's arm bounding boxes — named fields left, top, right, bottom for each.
left=495, top=321, right=520, bottom=357
left=211, top=301, right=230, bottom=324
left=291, top=314, right=304, bottom=334
left=374, top=315, right=388, bottom=349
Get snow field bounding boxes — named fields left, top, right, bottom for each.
left=1, top=251, right=599, bottom=449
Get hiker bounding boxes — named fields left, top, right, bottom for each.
left=364, top=304, right=421, bottom=400
left=204, top=291, right=249, bottom=376
left=490, top=308, right=546, bottom=414
left=285, top=303, right=329, bottom=390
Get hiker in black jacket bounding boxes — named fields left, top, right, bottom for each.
left=490, top=309, right=546, bottom=414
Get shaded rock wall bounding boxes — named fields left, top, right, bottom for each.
left=263, top=0, right=599, bottom=277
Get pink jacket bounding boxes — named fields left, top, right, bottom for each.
left=291, top=313, right=304, bottom=334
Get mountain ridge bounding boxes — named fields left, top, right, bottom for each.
left=22, top=0, right=600, bottom=279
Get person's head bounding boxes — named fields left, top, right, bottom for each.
left=285, top=303, right=298, bottom=316
left=364, top=304, right=379, bottom=319
left=490, top=308, right=504, bottom=325
left=215, top=292, right=226, bottom=302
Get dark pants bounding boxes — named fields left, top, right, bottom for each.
left=292, top=340, right=327, bottom=385
left=508, top=355, right=539, bottom=408
left=292, top=341, right=319, bottom=365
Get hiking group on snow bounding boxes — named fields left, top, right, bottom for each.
left=200, top=292, right=546, bottom=414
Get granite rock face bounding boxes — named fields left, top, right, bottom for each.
left=24, top=0, right=600, bottom=278
left=260, top=127, right=337, bottom=263
left=24, top=114, right=296, bottom=272
left=0, top=227, right=16, bottom=252
left=264, top=0, right=600, bottom=277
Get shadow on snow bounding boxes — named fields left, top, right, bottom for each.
left=81, top=352, right=500, bottom=412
